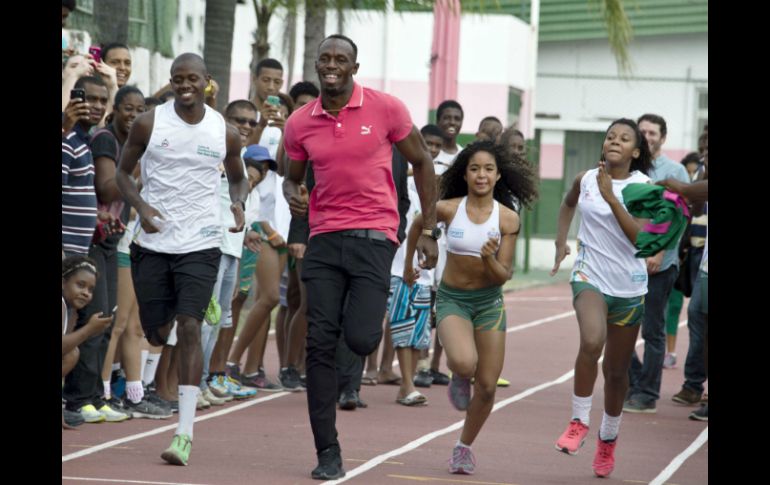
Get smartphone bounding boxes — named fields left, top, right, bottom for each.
left=266, top=95, right=280, bottom=106
left=88, top=45, right=102, bottom=63
left=70, top=88, right=86, bottom=102
left=101, top=305, right=118, bottom=319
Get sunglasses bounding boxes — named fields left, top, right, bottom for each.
left=228, top=116, right=258, bottom=128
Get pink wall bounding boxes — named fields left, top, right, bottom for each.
left=539, top=144, right=564, bottom=180
left=230, top=71, right=512, bottom=136
left=456, top=83, right=511, bottom=133
left=662, top=149, right=693, bottom=163
left=229, top=72, right=252, bottom=103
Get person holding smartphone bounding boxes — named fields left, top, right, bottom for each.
left=63, top=75, right=133, bottom=424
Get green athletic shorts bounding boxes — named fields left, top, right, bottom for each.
left=238, top=223, right=263, bottom=295
left=436, top=282, right=506, bottom=331
left=571, top=282, right=645, bottom=327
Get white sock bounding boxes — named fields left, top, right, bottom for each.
left=166, top=321, right=178, bottom=346
left=111, top=363, right=121, bottom=372
left=226, top=361, right=237, bottom=368
left=455, top=440, right=471, bottom=449
left=571, top=394, right=593, bottom=426
left=142, top=353, right=161, bottom=386
left=599, top=411, right=622, bottom=441
left=126, top=381, right=144, bottom=404
left=103, top=381, right=111, bottom=400
left=176, top=385, right=199, bottom=439
left=139, top=350, right=149, bottom=380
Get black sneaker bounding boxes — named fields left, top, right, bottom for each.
left=311, top=445, right=345, bottom=480
left=338, top=390, right=358, bottom=411
left=105, top=396, right=128, bottom=413
left=689, top=403, right=708, bottom=421
left=413, top=369, right=433, bottom=388
left=145, top=391, right=174, bottom=413
left=124, top=398, right=173, bottom=419
left=279, top=366, right=303, bottom=392
left=63, top=409, right=85, bottom=427
left=429, top=369, right=450, bottom=385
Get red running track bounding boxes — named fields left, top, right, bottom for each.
left=62, top=281, right=707, bottom=485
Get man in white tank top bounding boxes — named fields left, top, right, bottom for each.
left=116, top=53, right=250, bottom=467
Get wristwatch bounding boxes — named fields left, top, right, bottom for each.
left=422, top=227, right=442, bottom=240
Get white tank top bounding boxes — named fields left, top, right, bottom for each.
left=571, top=168, right=650, bottom=297
left=136, top=101, right=227, bottom=253
left=446, top=197, right=500, bottom=258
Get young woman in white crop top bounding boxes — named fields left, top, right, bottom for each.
left=404, top=140, right=538, bottom=475
left=550, top=119, right=654, bottom=478
left=62, top=256, right=112, bottom=428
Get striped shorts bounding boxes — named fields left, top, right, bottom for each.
left=387, top=276, right=432, bottom=350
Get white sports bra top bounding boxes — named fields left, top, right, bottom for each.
left=446, top=197, right=500, bottom=258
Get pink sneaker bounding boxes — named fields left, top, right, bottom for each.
left=555, top=419, right=589, bottom=455
left=592, top=436, right=617, bottom=478
left=449, top=444, right=476, bottom=474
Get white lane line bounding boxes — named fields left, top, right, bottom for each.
left=60, top=310, right=597, bottom=465
left=506, top=311, right=575, bottom=334
left=324, top=369, right=576, bottom=484
left=324, top=319, right=689, bottom=484
left=62, top=392, right=288, bottom=462
left=62, top=478, right=213, bottom=485
left=649, top=427, right=708, bottom=485
left=388, top=311, right=575, bottom=369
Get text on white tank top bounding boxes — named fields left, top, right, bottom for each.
left=137, top=102, right=226, bottom=254
left=572, top=168, right=649, bottom=297
left=446, top=197, right=501, bottom=258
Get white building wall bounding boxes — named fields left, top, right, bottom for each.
left=536, top=33, right=708, bottom=153
left=228, top=5, right=534, bottom=129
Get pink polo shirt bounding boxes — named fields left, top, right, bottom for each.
left=283, top=83, right=413, bottom=244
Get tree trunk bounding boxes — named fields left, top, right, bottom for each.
left=204, top=0, right=238, bottom=108
left=93, top=0, right=129, bottom=45
left=283, top=8, right=298, bottom=87
left=249, top=0, right=275, bottom=101
left=303, top=0, right=326, bottom=82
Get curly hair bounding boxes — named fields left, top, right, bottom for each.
left=439, top=140, right=539, bottom=212
left=62, top=255, right=98, bottom=279
left=604, top=118, right=653, bottom=175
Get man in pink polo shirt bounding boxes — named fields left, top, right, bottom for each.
left=283, top=34, right=439, bottom=480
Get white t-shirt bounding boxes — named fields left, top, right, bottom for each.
left=433, top=144, right=462, bottom=285
left=433, top=144, right=463, bottom=175
left=136, top=101, right=226, bottom=253
left=256, top=170, right=291, bottom=239
left=571, top=168, right=650, bottom=298
left=218, top=171, right=248, bottom=258
left=391, top=177, right=434, bottom=286
left=256, top=111, right=283, bottom=160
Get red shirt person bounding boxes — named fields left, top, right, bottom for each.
left=283, top=34, right=439, bottom=480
